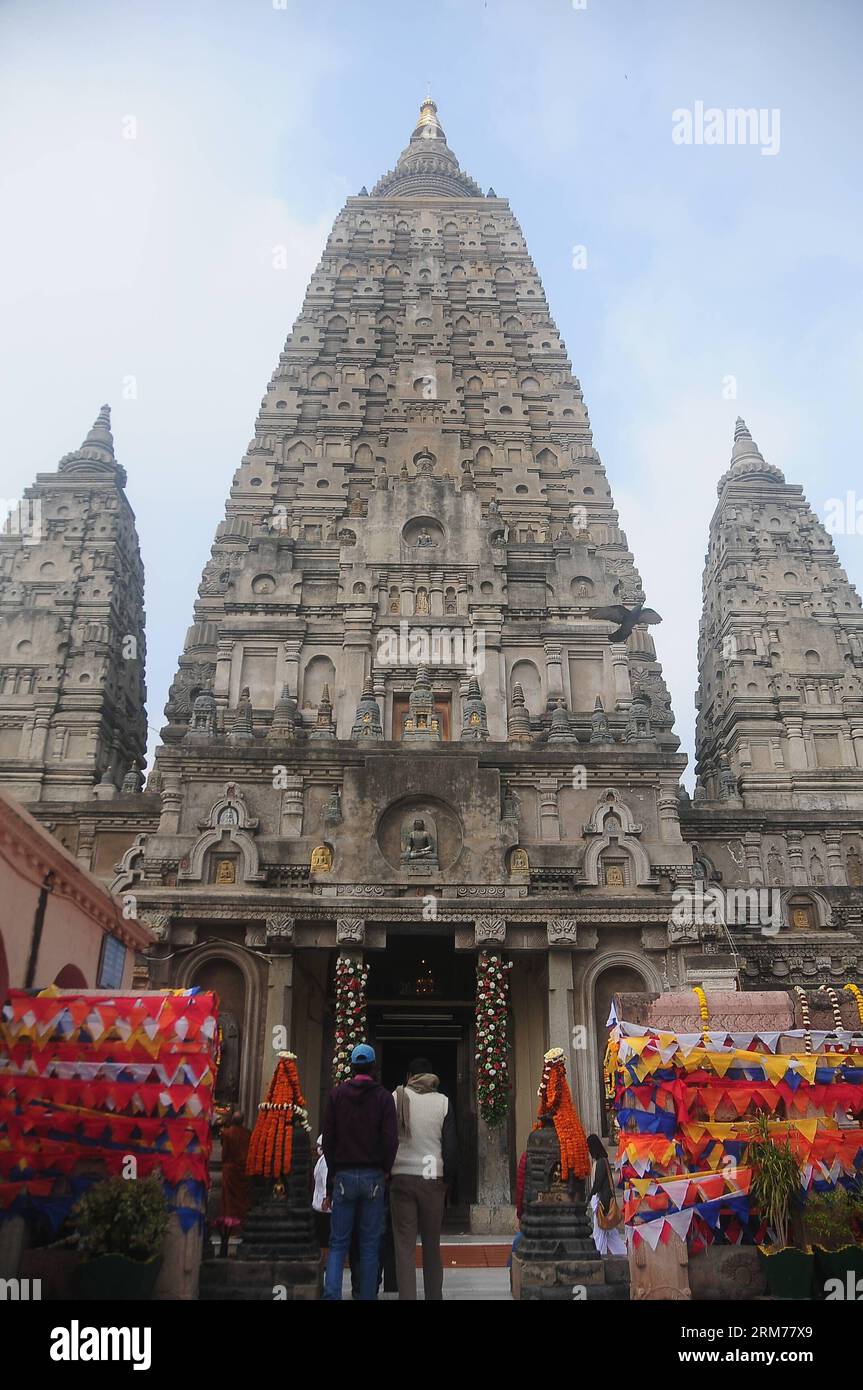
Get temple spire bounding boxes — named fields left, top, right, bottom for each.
left=370, top=96, right=483, bottom=199
left=57, top=403, right=124, bottom=483
left=718, top=415, right=784, bottom=490
left=413, top=95, right=446, bottom=142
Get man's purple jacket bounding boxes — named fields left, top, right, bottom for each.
left=321, top=1073, right=398, bottom=1193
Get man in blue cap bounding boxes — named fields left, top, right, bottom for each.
left=321, top=1042, right=398, bottom=1300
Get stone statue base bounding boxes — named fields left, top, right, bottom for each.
left=512, top=1124, right=630, bottom=1301
left=200, top=1130, right=321, bottom=1301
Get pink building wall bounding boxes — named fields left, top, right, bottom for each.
left=0, top=787, right=151, bottom=998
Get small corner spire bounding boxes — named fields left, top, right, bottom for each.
left=84, top=404, right=114, bottom=451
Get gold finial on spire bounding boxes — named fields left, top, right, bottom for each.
left=418, top=95, right=438, bottom=126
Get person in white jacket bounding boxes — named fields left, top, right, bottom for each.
left=389, top=1057, right=458, bottom=1301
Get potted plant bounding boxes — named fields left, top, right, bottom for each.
left=69, top=1175, right=169, bottom=1300
left=805, top=1187, right=863, bottom=1296
left=745, top=1114, right=813, bottom=1299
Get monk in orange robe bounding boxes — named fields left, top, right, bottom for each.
left=220, top=1110, right=252, bottom=1222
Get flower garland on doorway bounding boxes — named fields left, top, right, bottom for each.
left=534, top=1047, right=590, bottom=1182
left=475, top=951, right=513, bottom=1125
left=333, top=954, right=369, bottom=1085
left=246, top=1051, right=310, bottom=1182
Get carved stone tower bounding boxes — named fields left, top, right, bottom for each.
left=695, top=417, right=863, bottom=808
left=685, top=419, right=863, bottom=993
left=0, top=407, right=147, bottom=802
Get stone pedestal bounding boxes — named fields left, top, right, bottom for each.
left=200, top=1127, right=321, bottom=1301
left=512, top=1122, right=629, bottom=1301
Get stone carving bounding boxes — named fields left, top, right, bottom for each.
left=507, top=682, right=533, bottom=743
left=264, top=911, right=294, bottom=945
left=187, top=691, right=217, bottom=742
left=589, top=696, right=613, bottom=745
left=121, top=761, right=143, bottom=795
left=350, top=678, right=383, bottom=740
left=268, top=685, right=298, bottom=743
left=309, top=685, right=336, bottom=741
left=509, top=847, right=530, bottom=874
left=336, top=916, right=365, bottom=944
left=179, top=784, right=264, bottom=884
left=401, top=814, right=439, bottom=872
left=547, top=699, right=572, bottom=743
left=140, top=911, right=171, bottom=942
left=402, top=665, right=440, bottom=741
left=322, top=788, right=342, bottom=827
left=310, top=844, right=333, bottom=873
left=461, top=675, right=488, bottom=740
left=546, top=917, right=577, bottom=946
left=229, top=687, right=254, bottom=743
left=474, top=914, right=506, bottom=944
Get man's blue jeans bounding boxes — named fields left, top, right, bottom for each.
left=323, top=1168, right=385, bottom=1300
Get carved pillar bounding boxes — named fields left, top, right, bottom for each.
left=839, top=728, right=857, bottom=768
left=851, top=723, right=863, bottom=769
left=429, top=571, right=444, bottom=617
left=340, top=623, right=372, bottom=739
left=283, top=638, right=303, bottom=700
left=471, top=1114, right=513, bottom=1235
left=544, top=643, right=564, bottom=708
left=547, top=950, right=575, bottom=1096
left=471, top=935, right=515, bottom=1234
left=657, top=791, right=682, bottom=843
left=279, top=776, right=304, bottom=837
left=158, top=774, right=183, bottom=834
left=824, top=831, right=845, bottom=886
left=261, top=947, right=294, bottom=1098
left=786, top=831, right=807, bottom=887
left=29, top=711, right=50, bottom=761
left=538, top=778, right=561, bottom=842
left=214, top=638, right=234, bottom=706
left=611, top=643, right=632, bottom=705
left=784, top=716, right=808, bottom=770
left=743, top=832, right=764, bottom=887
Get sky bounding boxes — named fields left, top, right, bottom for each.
left=1, top=0, right=862, bottom=784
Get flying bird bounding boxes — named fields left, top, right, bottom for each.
left=586, top=603, right=663, bottom=644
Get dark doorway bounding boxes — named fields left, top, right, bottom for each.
left=378, top=1039, right=459, bottom=1109
left=362, top=934, right=476, bottom=1216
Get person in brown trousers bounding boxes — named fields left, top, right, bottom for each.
left=389, top=1057, right=458, bottom=1301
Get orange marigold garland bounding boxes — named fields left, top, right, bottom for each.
left=534, top=1046, right=589, bottom=1181
left=246, top=1051, right=310, bottom=1180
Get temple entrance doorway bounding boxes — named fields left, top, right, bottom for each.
left=364, top=932, right=476, bottom=1216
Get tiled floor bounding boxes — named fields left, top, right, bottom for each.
left=342, top=1268, right=512, bottom=1301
